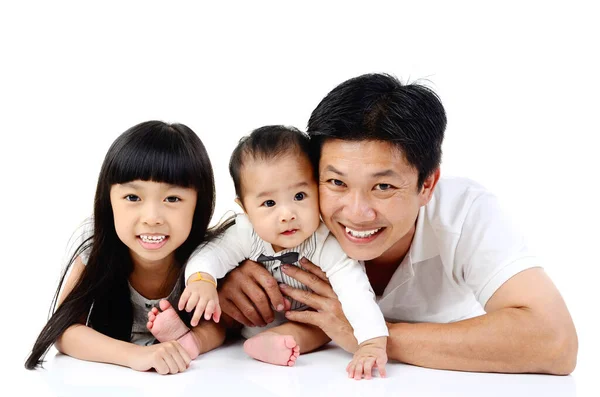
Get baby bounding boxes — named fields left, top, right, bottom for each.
left=171, top=126, right=388, bottom=378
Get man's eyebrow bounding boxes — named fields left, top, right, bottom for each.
left=322, top=166, right=400, bottom=179
left=371, top=169, right=400, bottom=178
left=322, top=165, right=346, bottom=176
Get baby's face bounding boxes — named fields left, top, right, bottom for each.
left=238, top=153, right=320, bottom=252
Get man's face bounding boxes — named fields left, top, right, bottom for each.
left=318, top=139, right=436, bottom=262
left=238, top=153, right=320, bottom=252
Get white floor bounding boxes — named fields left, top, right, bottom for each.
left=14, top=340, right=588, bottom=397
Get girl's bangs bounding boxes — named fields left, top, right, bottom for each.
left=107, top=133, right=199, bottom=189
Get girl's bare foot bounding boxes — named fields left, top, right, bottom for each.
left=243, top=332, right=300, bottom=367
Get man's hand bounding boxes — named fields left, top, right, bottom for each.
left=279, top=258, right=359, bottom=353
left=178, top=273, right=221, bottom=326
left=218, top=260, right=287, bottom=327
left=346, top=336, right=388, bottom=380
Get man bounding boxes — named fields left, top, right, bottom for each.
left=218, top=73, right=578, bottom=375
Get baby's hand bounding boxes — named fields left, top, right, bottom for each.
left=346, top=336, right=388, bottom=380
left=178, top=272, right=221, bottom=326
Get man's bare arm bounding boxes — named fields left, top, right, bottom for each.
left=386, top=267, right=578, bottom=374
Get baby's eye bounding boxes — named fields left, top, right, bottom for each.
left=294, top=192, right=306, bottom=201
left=375, top=184, right=393, bottom=191
left=329, top=179, right=346, bottom=187
left=262, top=200, right=276, bottom=207
left=165, top=196, right=181, bottom=203
left=125, top=194, right=140, bottom=202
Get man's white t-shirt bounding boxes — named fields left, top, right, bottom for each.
left=377, top=176, right=539, bottom=323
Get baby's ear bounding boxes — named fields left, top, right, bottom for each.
left=234, top=197, right=246, bottom=213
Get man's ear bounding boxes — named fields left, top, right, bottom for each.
left=419, top=168, right=441, bottom=206
left=234, top=197, right=246, bottom=213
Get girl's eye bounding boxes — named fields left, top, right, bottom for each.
left=262, top=200, right=276, bottom=208
left=294, top=192, right=306, bottom=201
left=329, top=179, right=346, bottom=187
left=165, top=196, right=181, bottom=203
left=375, top=183, right=392, bottom=191
left=125, top=194, right=140, bottom=202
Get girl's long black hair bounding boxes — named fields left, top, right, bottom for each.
left=26, top=121, right=225, bottom=369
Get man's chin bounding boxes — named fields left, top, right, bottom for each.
left=337, top=239, right=383, bottom=262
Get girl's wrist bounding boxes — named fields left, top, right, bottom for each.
left=122, top=343, right=144, bottom=369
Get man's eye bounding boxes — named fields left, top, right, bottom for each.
left=165, top=196, right=181, bottom=203
left=262, top=200, right=276, bottom=207
left=294, top=192, right=306, bottom=201
left=375, top=184, right=392, bottom=191
left=329, top=179, right=346, bottom=187
left=125, top=194, right=140, bottom=202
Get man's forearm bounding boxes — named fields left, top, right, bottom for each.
left=387, top=307, right=577, bottom=375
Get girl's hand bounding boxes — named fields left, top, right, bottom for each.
left=279, top=258, right=359, bottom=353
left=179, top=273, right=221, bottom=326
left=346, top=336, right=388, bottom=380
left=129, top=341, right=192, bottom=375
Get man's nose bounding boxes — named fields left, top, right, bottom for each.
left=343, top=190, right=376, bottom=222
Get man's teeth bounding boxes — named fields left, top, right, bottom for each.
left=345, top=227, right=381, bottom=238
left=140, top=235, right=166, bottom=243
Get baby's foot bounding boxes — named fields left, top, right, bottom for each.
left=147, top=300, right=200, bottom=358
left=147, top=300, right=188, bottom=341
left=243, top=332, right=300, bottom=367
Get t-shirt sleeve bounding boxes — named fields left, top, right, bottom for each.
left=455, top=193, right=540, bottom=308
left=64, top=218, right=94, bottom=265
left=184, top=215, right=253, bottom=284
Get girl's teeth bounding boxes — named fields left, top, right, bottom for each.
left=345, top=227, right=381, bottom=238
left=140, top=235, right=166, bottom=243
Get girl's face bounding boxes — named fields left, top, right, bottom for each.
left=110, top=180, right=197, bottom=269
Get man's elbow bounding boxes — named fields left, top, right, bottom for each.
left=545, top=325, right=578, bottom=375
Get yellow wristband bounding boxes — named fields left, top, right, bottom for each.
left=191, top=272, right=217, bottom=288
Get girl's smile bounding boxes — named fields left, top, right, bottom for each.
left=137, top=234, right=169, bottom=250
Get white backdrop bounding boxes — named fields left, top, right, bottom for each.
left=1, top=1, right=598, bottom=394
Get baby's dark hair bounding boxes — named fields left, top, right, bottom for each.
left=229, top=125, right=312, bottom=199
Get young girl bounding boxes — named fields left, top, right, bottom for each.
left=25, top=120, right=227, bottom=374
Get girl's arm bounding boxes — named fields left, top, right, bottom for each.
left=56, top=323, right=140, bottom=367
left=54, top=257, right=191, bottom=374
left=56, top=324, right=191, bottom=374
